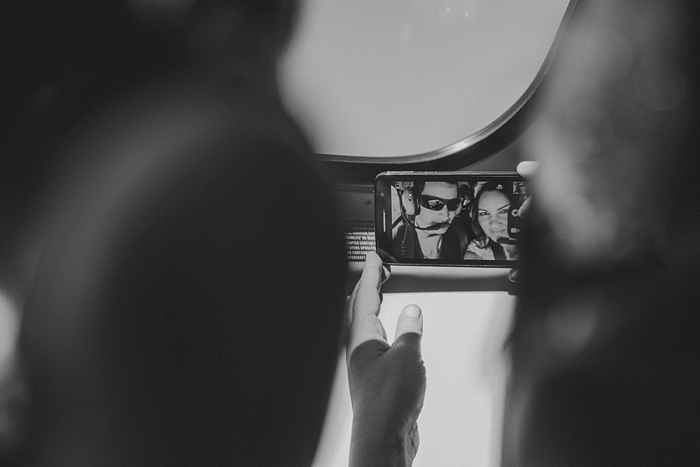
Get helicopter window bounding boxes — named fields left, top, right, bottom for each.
left=280, top=0, right=576, bottom=170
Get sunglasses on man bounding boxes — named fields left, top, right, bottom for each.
left=419, top=195, right=462, bottom=212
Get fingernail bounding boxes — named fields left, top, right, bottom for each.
left=517, top=160, right=538, bottom=176
left=405, top=304, right=421, bottom=318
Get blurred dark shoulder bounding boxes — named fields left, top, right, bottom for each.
left=504, top=1, right=700, bottom=466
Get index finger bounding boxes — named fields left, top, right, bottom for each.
left=346, top=251, right=390, bottom=359
left=351, top=251, right=385, bottom=321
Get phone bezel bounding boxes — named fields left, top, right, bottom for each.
left=374, top=171, right=526, bottom=267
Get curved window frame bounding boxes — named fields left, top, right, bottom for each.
left=319, top=0, right=579, bottom=184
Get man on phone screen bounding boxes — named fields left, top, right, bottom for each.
left=392, top=181, right=467, bottom=260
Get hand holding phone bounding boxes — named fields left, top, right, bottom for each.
left=506, top=161, right=537, bottom=282
left=346, top=252, right=426, bottom=466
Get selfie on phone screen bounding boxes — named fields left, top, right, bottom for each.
left=375, top=173, right=528, bottom=266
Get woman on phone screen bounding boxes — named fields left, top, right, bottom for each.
left=463, top=182, right=519, bottom=261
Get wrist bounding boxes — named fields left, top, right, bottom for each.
left=349, top=421, right=415, bottom=467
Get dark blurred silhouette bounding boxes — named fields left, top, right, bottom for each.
left=3, top=1, right=352, bottom=466
left=506, top=1, right=700, bottom=466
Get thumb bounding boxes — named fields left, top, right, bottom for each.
left=516, top=160, right=538, bottom=179
left=394, top=304, right=423, bottom=343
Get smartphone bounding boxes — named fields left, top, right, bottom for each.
left=374, top=171, right=528, bottom=267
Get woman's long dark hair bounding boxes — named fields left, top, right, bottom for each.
left=470, top=181, right=515, bottom=239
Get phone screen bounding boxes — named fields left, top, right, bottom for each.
left=375, top=172, right=528, bottom=267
